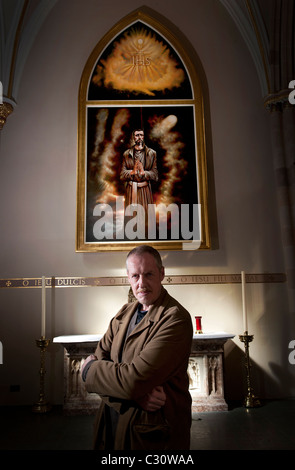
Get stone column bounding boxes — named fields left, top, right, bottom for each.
left=268, top=102, right=295, bottom=318
left=264, top=0, right=295, bottom=320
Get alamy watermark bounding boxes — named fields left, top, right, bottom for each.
left=0, top=80, right=2, bottom=104
left=288, top=340, right=295, bottom=365
left=92, top=197, right=201, bottom=250
left=0, top=341, right=3, bottom=365
left=288, top=80, right=295, bottom=105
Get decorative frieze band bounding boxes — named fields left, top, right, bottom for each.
left=0, top=273, right=286, bottom=289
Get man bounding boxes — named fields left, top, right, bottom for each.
left=82, top=245, right=193, bottom=450
left=120, top=129, right=158, bottom=207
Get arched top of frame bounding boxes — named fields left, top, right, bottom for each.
left=76, top=7, right=211, bottom=252
left=80, top=7, right=204, bottom=103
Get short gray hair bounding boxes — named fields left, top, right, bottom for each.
left=126, top=245, right=163, bottom=271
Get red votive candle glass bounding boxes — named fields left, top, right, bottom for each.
left=195, top=316, right=202, bottom=333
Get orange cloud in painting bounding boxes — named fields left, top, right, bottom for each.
left=92, top=28, right=185, bottom=96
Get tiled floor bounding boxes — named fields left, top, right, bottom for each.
left=0, top=400, right=294, bottom=452
left=190, top=400, right=295, bottom=450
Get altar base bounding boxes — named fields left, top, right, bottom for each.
left=189, top=333, right=235, bottom=412
left=53, top=332, right=234, bottom=415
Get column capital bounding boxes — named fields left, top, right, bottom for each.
left=263, top=89, right=291, bottom=111
left=0, top=102, right=14, bottom=130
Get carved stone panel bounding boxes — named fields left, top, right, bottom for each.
left=55, top=334, right=234, bottom=414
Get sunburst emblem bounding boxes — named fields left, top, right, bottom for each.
left=93, top=28, right=185, bottom=96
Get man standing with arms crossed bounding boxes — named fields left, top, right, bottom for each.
left=82, top=245, right=193, bottom=450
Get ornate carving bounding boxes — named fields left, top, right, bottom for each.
left=208, top=355, right=219, bottom=395
left=191, top=339, right=226, bottom=353
left=0, top=103, right=13, bottom=130
left=188, top=357, right=201, bottom=390
left=263, top=90, right=291, bottom=111
left=69, top=359, right=82, bottom=397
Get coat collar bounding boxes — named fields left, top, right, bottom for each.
left=113, top=287, right=169, bottom=347
left=115, top=287, right=168, bottom=329
left=146, top=287, right=168, bottom=323
left=126, top=145, right=148, bottom=158
left=128, top=287, right=169, bottom=338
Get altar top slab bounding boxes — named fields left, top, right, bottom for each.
left=193, top=332, right=235, bottom=339
left=53, top=332, right=235, bottom=343
left=53, top=334, right=103, bottom=343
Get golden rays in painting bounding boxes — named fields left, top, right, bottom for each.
left=92, top=28, right=185, bottom=96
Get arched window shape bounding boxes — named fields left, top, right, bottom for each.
left=77, top=8, right=210, bottom=252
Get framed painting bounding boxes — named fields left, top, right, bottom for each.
left=76, top=8, right=210, bottom=251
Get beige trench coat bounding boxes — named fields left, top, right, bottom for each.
left=85, top=287, right=193, bottom=450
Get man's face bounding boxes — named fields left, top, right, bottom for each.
left=127, top=253, right=164, bottom=310
left=134, top=130, right=144, bottom=146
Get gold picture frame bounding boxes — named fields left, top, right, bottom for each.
left=76, top=7, right=210, bottom=252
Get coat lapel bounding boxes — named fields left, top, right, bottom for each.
left=145, top=287, right=168, bottom=323
left=123, top=288, right=168, bottom=344
left=111, top=302, right=138, bottom=362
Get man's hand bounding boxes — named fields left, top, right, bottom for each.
left=137, top=161, right=145, bottom=175
left=130, top=160, right=145, bottom=176
left=136, top=385, right=166, bottom=412
left=81, top=354, right=97, bottom=375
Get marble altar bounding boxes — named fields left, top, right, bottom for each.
left=53, top=332, right=234, bottom=414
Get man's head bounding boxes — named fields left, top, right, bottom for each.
left=126, top=245, right=165, bottom=310
left=132, top=129, right=145, bottom=148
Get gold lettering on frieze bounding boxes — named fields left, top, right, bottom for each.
left=0, top=273, right=286, bottom=289
left=57, top=278, right=86, bottom=287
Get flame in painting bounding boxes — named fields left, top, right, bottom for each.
left=93, top=108, right=130, bottom=202
left=150, top=114, right=187, bottom=206
left=92, top=28, right=185, bottom=96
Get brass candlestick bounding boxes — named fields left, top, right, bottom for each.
left=32, top=337, right=52, bottom=413
left=239, top=332, right=261, bottom=408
